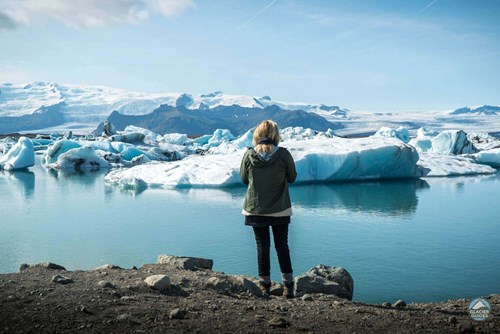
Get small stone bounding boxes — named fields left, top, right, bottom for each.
left=268, top=317, right=290, bottom=328
left=52, top=275, right=73, bottom=285
left=381, top=302, right=391, bottom=308
left=169, top=308, right=186, bottom=320
left=121, top=296, right=136, bottom=302
left=131, top=266, right=138, bottom=270
left=269, top=284, right=284, bottom=296
left=97, top=281, right=115, bottom=289
left=448, top=316, right=457, bottom=325
left=457, top=323, right=475, bottom=333
left=94, top=264, right=122, bottom=271
left=415, top=323, right=423, bottom=329
left=302, top=294, right=313, bottom=301
left=393, top=300, right=406, bottom=308
left=79, top=306, right=93, bottom=315
left=255, top=314, right=265, bottom=319
left=116, top=313, right=140, bottom=324
left=144, top=275, right=170, bottom=291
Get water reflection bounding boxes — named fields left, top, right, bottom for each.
left=291, top=179, right=430, bottom=216
left=1, top=170, right=35, bottom=200
left=44, top=167, right=108, bottom=187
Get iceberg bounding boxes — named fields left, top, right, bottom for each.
left=0, top=137, right=35, bottom=170
left=472, top=148, right=500, bottom=168
left=430, top=130, right=477, bottom=155
left=417, top=152, right=495, bottom=176
left=105, top=137, right=423, bottom=189
left=372, top=126, right=410, bottom=143
left=47, top=146, right=110, bottom=170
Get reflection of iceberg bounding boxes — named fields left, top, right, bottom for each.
left=45, top=166, right=107, bottom=188
left=291, top=179, right=429, bottom=216
left=1, top=170, right=35, bottom=200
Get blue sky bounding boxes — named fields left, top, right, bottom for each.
left=0, top=0, right=499, bottom=112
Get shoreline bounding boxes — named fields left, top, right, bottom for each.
left=1, top=257, right=497, bottom=333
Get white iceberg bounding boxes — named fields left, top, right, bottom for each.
left=105, top=137, right=423, bottom=189
left=417, top=152, right=495, bottom=176
left=49, top=146, right=110, bottom=170
left=162, top=133, right=188, bottom=146
left=472, top=148, right=500, bottom=168
left=41, top=140, right=82, bottom=166
left=430, top=130, right=477, bottom=155
left=372, top=126, right=410, bottom=143
left=0, top=137, right=35, bottom=170
left=123, top=125, right=163, bottom=143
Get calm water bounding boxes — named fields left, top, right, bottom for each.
left=0, top=156, right=499, bottom=303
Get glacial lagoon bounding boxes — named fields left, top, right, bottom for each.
left=0, top=157, right=498, bottom=303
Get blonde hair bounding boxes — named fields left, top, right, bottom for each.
left=253, top=120, right=281, bottom=153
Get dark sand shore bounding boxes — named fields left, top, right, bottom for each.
left=0, top=260, right=497, bottom=334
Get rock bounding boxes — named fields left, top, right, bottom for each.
left=157, top=254, right=213, bottom=270
left=144, top=275, right=171, bottom=291
left=382, top=302, right=391, bottom=308
left=394, top=300, right=406, bottom=308
left=302, top=294, right=313, bottom=301
left=457, top=323, right=475, bottom=333
left=52, top=275, right=73, bottom=285
left=295, top=264, right=354, bottom=300
left=169, top=308, right=187, bottom=320
left=97, top=281, right=115, bottom=289
left=79, top=306, right=93, bottom=315
left=116, top=313, right=140, bottom=324
left=21, top=262, right=66, bottom=272
left=94, top=264, right=122, bottom=270
left=268, top=317, right=290, bottom=328
left=448, top=316, right=457, bottom=325
left=269, top=284, right=284, bottom=296
left=206, top=275, right=261, bottom=296
left=121, top=296, right=136, bottom=302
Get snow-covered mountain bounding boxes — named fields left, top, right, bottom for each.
left=1, top=81, right=499, bottom=136
left=0, top=81, right=348, bottom=134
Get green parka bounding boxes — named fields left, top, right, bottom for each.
left=240, top=147, right=297, bottom=215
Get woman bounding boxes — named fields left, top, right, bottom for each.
left=240, top=120, right=297, bottom=299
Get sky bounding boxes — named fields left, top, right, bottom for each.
left=0, top=0, right=499, bottom=112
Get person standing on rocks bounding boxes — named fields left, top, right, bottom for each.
left=240, top=120, right=297, bottom=299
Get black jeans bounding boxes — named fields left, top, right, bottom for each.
left=252, top=223, right=293, bottom=277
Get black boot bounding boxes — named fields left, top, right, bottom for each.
left=283, top=282, right=294, bottom=299
left=259, top=281, right=271, bottom=298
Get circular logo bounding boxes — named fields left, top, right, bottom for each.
left=468, top=298, right=491, bottom=321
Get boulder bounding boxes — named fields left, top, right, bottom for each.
left=94, top=264, right=123, bottom=270
left=157, top=254, right=213, bottom=271
left=144, top=274, right=171, bottom=291
left=295, top=264, right=354, bottom=300
left=52, top=274, right=73, bottom=285
left=20, top=262, right=66, bottom=272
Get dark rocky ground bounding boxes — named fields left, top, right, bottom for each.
left=0, top=261, right=498, bottom=334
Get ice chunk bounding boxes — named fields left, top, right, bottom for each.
left=41, top=140, right=82, bottom=166
left=162, top=133, right=188, bottom=145
left=417, top=152, right=495, bottom=176
left=105, top=137, right=422, bottom=188
left=472, top=148, right=500, bottom=168
left=109, top=133, right=145, bottom=143
left=430, top=130, right=477, bottom=155
left=123, top=125, right=162, bottom=142
left=0, top=137, right=35, bottom=170
left=467, top=132, right=500, bottom=151
left=372, top=126, right=410, bottom=143
left=49, top=146, right=110, bottom=170
left=204, top=129, right=235, bottom=148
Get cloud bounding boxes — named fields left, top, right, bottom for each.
left=0, top=0, right=195, bottom=29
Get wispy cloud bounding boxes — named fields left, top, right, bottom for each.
left=223, top=0, right=278, bottom=41
left=419, top=0, right=440, bottom=14
left=0, top=0, right=195, bottom=30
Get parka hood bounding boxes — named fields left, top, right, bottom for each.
left=247, top=147, right=282, bottom=168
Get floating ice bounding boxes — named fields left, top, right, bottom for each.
left=48, top=146, right=110, bottom=170
left=472, top=148, right=500, bottom=168
left=417, top=152, right=495, bottom=176
left=105, top=137, right=423, bottom=189
left=162, top=133, right=188, bottom=146
left=123, top=125, right=162, bottom=143
left=430, top=130, right=477, bottom=155
left=372, top=126, right=410, bottom=143
left=0, top=137, right=35, bottom=170
left=41, top=140, right=82, bottom=166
